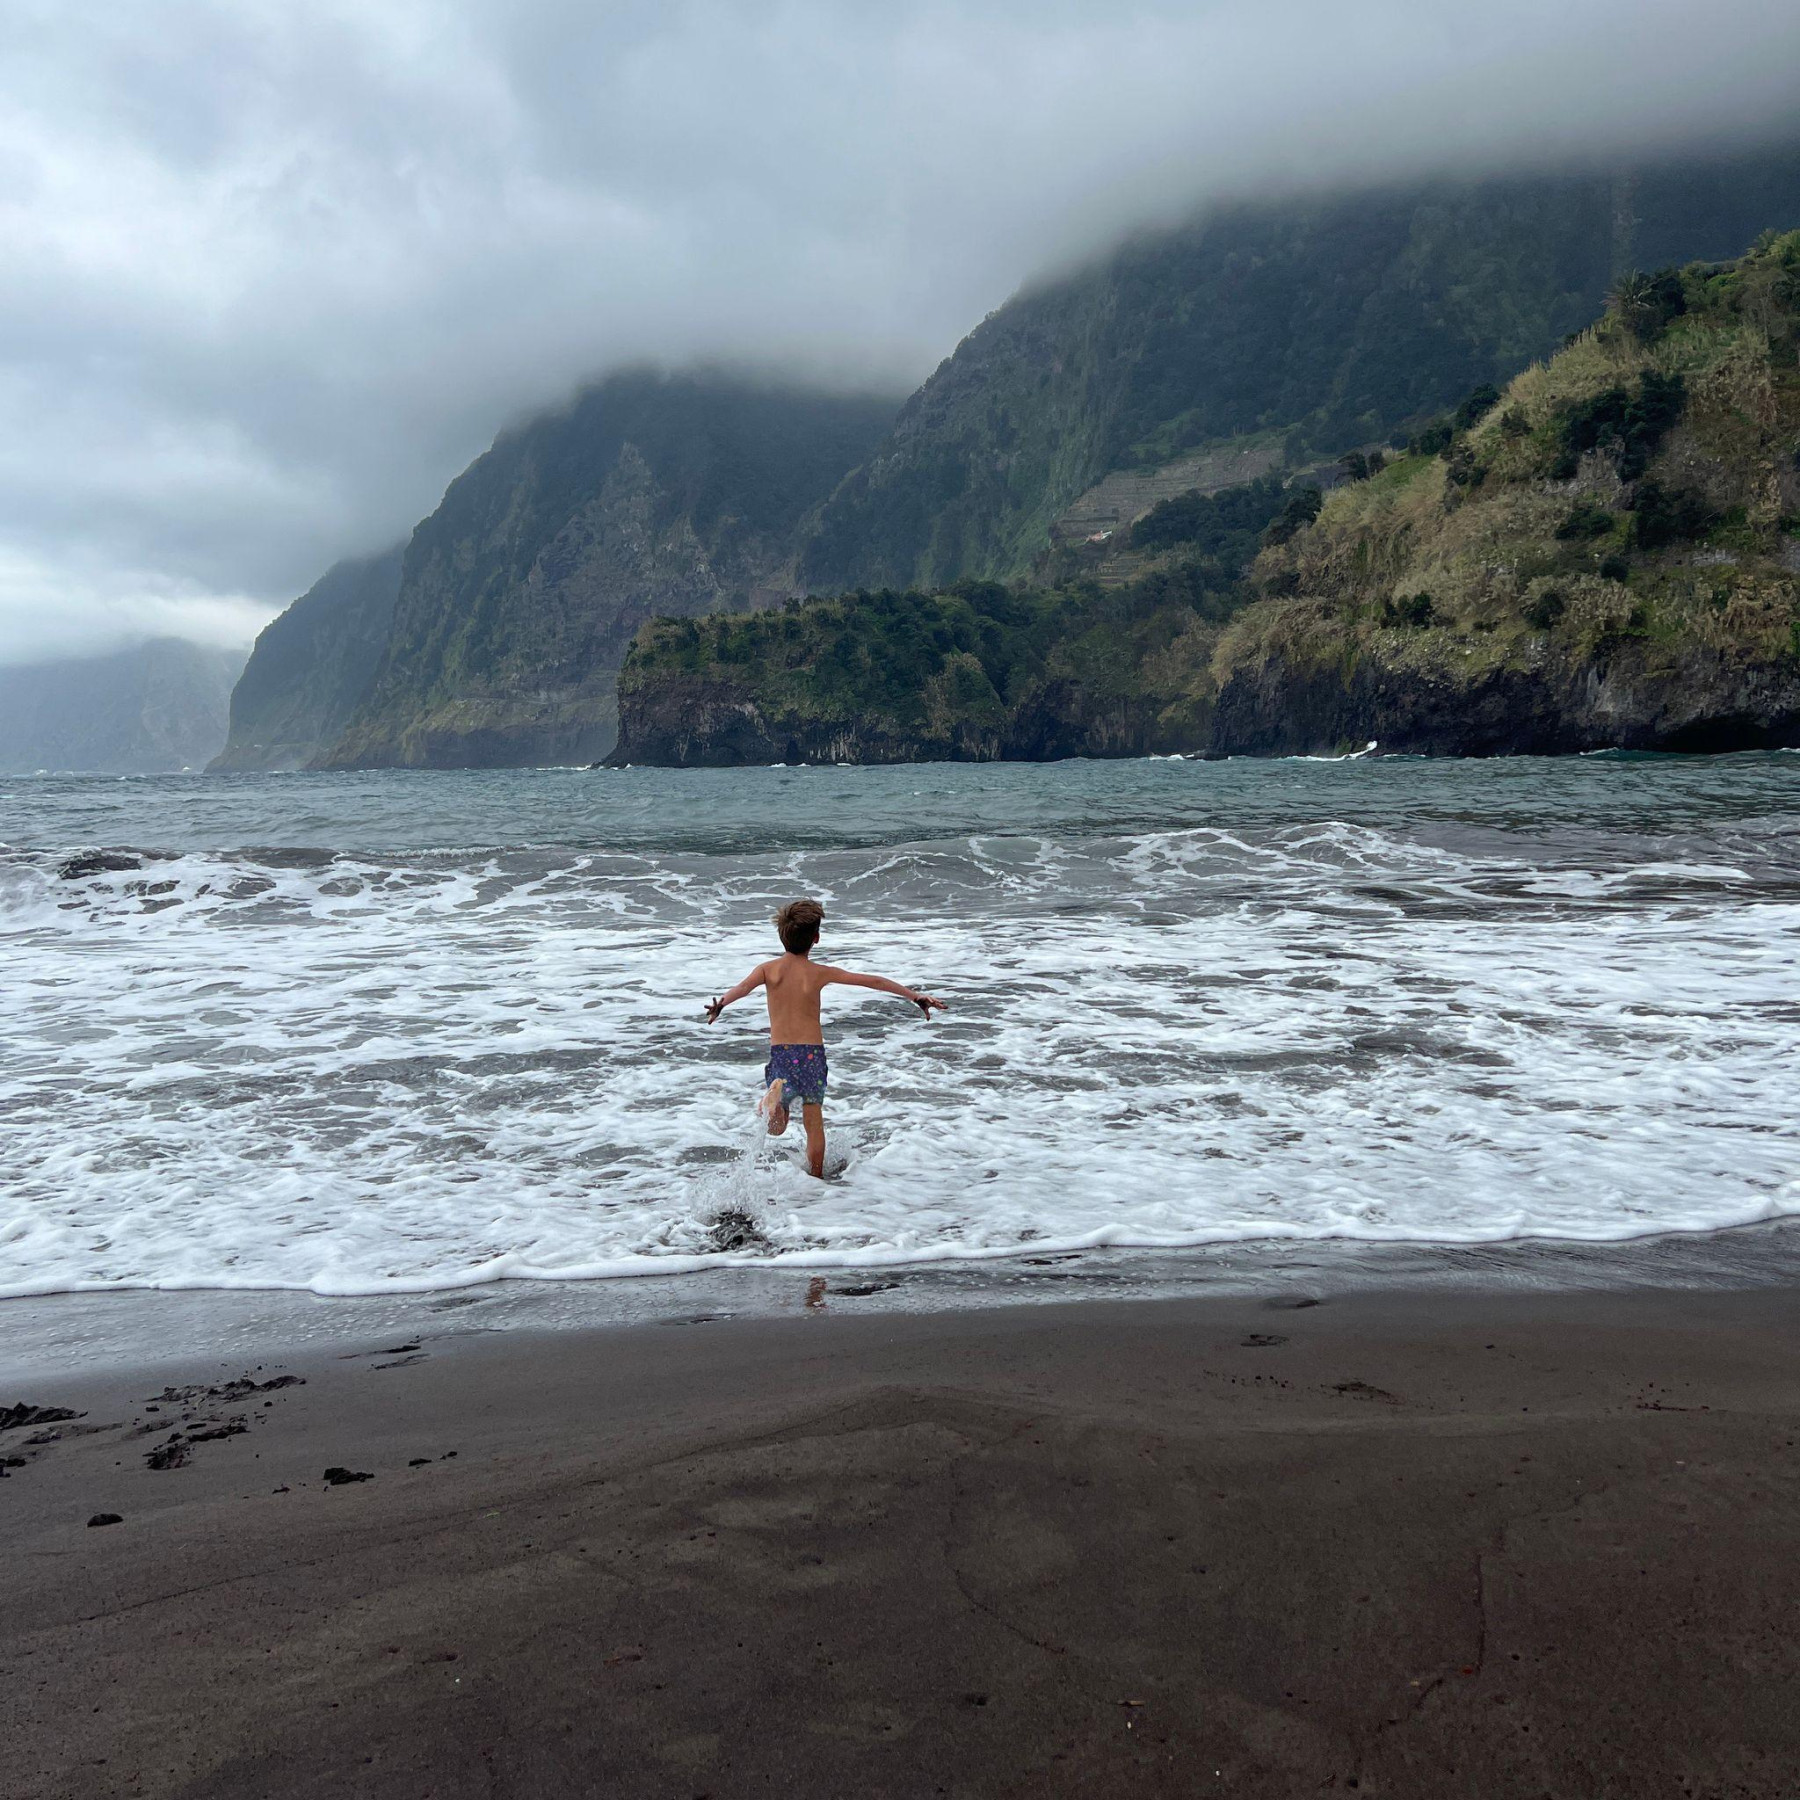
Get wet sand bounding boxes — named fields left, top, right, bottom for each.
left=6, top=1281, right=1800, bottom=1798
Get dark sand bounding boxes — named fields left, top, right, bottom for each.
left=6, top=1281, right=1800, bottom=1798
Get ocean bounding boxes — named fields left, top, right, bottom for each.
left=2, top=753, right=1797, bottom=1302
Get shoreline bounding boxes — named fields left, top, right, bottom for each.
left=9, top=1214, right=1800, bottom=1383
left=7, top=1276, right=1800, bottom=1796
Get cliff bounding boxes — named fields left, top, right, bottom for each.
left=314, top=373, right=897, bottom=769
left=1207, top=233, right=1800, bottom=755
left=210, top=545, right=403, bottom=771
left=612, top=481, right=1290, bottom=764
left=0, top=638, right=245, bottom=773
left=799, top=147, right=1800, bottom=595
left=613, top=233, right=1800, bottom=764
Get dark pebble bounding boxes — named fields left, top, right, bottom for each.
left=87, top=1513, right=123, bottom=1528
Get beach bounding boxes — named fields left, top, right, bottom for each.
left=8, top=1269, right=1800, bottom=1798
left=6, top=758, right=1799, bottom=1794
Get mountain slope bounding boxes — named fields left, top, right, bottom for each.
left=316, top=372, right=898, bottom=769
left=210, top=545, right=404, bottom=771
left=799, top=147, right=1800, bottom=596
left=615, top=231, right=1800, bottom=763
left=1208, top=230, right=1800, bottom=754
left=0, top=639, right=245, bottom=773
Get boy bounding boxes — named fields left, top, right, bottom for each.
left=705, top=898, right=944, bottom=1178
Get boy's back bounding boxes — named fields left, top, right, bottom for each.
left=759, top=952, right=831, bottom=1045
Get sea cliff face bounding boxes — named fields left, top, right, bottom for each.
left=1208, top=643, right=1800, bottom=759
left=210, top=546, right=403, bottom=771
left=614, top=234, right=1800, bottom=766
left=311, top=373, right=897, bottom=769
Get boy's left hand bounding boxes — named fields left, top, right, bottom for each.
left=912, top=993, right=946, bottom=1018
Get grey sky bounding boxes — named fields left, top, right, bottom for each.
left=3, top=0, right=1796, bottom=664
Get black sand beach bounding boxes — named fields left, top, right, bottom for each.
left=6, top=1279, right=1800, bottom=1798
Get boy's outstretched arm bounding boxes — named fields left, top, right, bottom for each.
left=705, top=964, right=767, bottom=1023
left=821, top=966, right=946, bottom=1019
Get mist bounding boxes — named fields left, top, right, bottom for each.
left=3, top=0, right=1796, bottom=664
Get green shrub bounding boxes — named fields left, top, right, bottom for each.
left=1523, top=589, right=1568, bottom=629
left=1261, top=486, right=1324, bottom=547
left=1129, top=476, right=1291, bottom=557
left=1599, top=553, right=1631, bottom=583
left=1631, top=480, right=1722, bottom=550
left=1445, top=446, right=1487, bottom=490
left=1555, top=500, right=1616, bottom=541
left=1613, top=268, right=1689, bottom=344
left=1453, top=383, right=1503, bottom=430
left=1409, top=421, right=1455, bottom=458
left=1551, top=372, right=1686, bottom=481
left=1382, top=592, right=1437, bottom=628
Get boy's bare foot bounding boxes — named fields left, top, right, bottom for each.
left=760, top=1078, right=789, bottom=1135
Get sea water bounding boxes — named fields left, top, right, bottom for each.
left=1, top=754, right=1797, bottom=1299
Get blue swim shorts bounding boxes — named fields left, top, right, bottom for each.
left=763, top=1042, right=828, bottom=1108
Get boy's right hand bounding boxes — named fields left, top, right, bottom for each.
left=704, top=996, right=725, bottom=1023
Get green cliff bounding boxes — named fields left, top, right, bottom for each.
left=1208, top=231, right=1800, bottom=755
left=799, top=149, right=1800, bottom=595
left=315, top=373, right=898, bottom=769
left=612, top=481, right=1292, bottom=763
left=210, top=545, right=404, bottom=771
left=614, top=233, right=1800, bottom=763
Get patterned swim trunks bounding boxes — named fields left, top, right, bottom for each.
left=763, top=1042, right=828, bottom=1107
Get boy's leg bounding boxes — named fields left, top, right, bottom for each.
left=760, top=1077, right=788, bottom=1135
left=801, top=1102, right=826, bottom=1179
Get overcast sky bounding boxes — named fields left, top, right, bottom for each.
left=3, top=0, right=1797, bottom=665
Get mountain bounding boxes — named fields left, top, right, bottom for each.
left=210, top=545, right=404, bottom=771
left=798, top=146, right=1800, bottom=596
left=613, top=230, right=1800, bottom=763
left=0, top=638, right=245, bottom=774
left=256, top=143, right=1800, bottom=771
left=312, top=372, right=899, bottom=769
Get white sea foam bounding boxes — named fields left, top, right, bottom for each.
left=4, top=767, right=1800, bottom=1301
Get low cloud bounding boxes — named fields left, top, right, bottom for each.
left=3, top=0, right=1796, bottom=663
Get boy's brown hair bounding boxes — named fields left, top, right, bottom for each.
left=774, top=898, right=824, bottom=955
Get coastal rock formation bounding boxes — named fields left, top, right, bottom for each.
left=210, top=546, right=403, bottom=771
left=313, top=373, right=897, bottom=769
left=614, top=233, right=1800, bottom=764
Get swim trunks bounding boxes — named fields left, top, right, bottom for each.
left=763, top=1042, right=828, bottom=1107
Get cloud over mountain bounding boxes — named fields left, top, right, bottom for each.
left=3, top=0, right=1795, bottom=662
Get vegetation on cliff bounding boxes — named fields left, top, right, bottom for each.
left=613, top=480, right=1296, bottom=763
left=797, top=148, right=1800, bottom=597
left=1219, top=228, right=1800, bottom=752
left=616, top=231, right=1800, bottom=763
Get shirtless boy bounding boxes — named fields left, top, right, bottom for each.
left=705, top=899, right=945, bottom=1178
